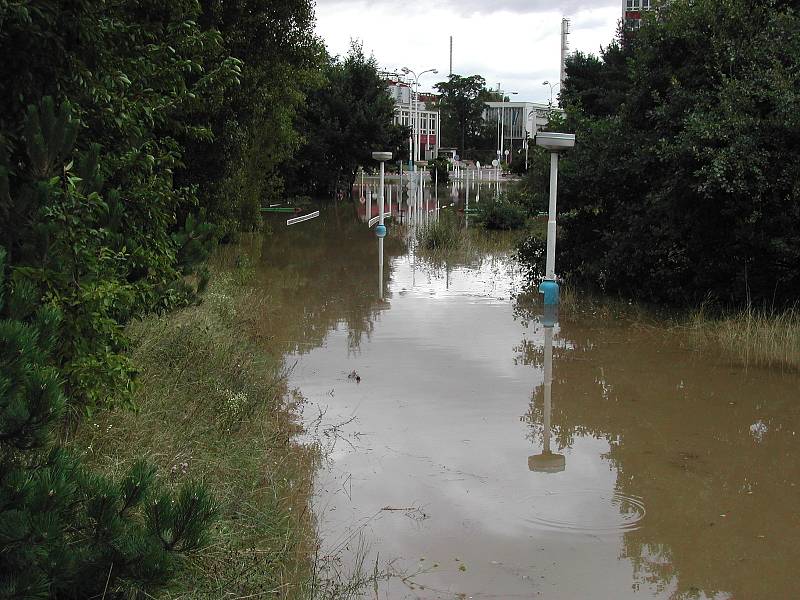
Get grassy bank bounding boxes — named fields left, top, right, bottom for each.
left=66, top=245, right=332, bottom=597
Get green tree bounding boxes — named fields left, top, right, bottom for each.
left=528, top=0, right=800, bottom=308
left=560, top=29, right=632, bottom=118
left=0, top=2, right=238, bottom=411
left=182, top=0, right=325, bottom=232
left=286, top=42, right=408, bottom=198
left=435, top=74, right=489, bottom=154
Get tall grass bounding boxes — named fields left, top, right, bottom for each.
left=414, top=212, right=521, bottom=270
left=67, top=244, right=380, bottom=598
left=414, top=213, right=463, bottom=251
left=518, top=282, right=799, bottom=372
left=687, top=306, right=800, bottom=371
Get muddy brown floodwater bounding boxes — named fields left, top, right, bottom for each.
left=256, top=193, right=800, bottom=600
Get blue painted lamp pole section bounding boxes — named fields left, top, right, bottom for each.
left=372, top=151, right=392, bottom=237
left=373, top=151, right=392, bottom=299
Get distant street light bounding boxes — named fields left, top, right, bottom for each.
left=495, top=87, right=518, bottom=163
left=372, top=151, right=392, bottom=234
left=542, top=80, right=560, bottom=105
left=401, top=67, right=438, bottom=167
left=524, top=108, right=538, bottom=171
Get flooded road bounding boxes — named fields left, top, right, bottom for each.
left=256, top=197, right=800, bottom=599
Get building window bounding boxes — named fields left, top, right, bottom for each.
left=642, top=0, right=650, bottom=8
left=625, top=17, right=641, bottom=30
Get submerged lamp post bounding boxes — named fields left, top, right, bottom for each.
left=372, top=151, right=392, bottom=237
left=373, top=151, right=392, bottom=299
left=528, top=131, right=574, bottom=474
left=535, top=131, right=575, bottom=323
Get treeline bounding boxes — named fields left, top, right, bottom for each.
left=0, top=1, right=401, bottom=596
left=526, top=0, right=800, bottom=308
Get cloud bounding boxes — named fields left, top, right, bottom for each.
left=315, top=2, right=620, bottom=103
left=317, top=0, right=619, bottom=17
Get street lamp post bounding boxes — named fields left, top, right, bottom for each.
left=401, top=67, right=438, bottom=166
left=524, top=108, right=538, bottom=171
left=495, top=87, right=518, bottom=164
left=527, top=130, right=575, bottom=474
left=373, top=151, right=392, bottom=298
left=534, top=131, right=575, bottom=314
left=542, top=80, right=560, bottom=105
left=372, top=152, right=392, bottom=231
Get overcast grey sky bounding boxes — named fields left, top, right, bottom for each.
left=315, top=0, right=621, bottom=103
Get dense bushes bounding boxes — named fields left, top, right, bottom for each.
left=537, top=0, right=800, bottom=308
left=475, top=194, right=527, bottom=230
left=0, top=0, right=323, bottom=594
left=0, top=247, right=217, bottom=597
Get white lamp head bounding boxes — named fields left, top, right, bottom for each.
left=535, top=131, right=575, bottom=152
left=372, top=151, right=393, bottom=161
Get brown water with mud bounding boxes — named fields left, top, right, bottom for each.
left=255, top=184, right=800, bottom=600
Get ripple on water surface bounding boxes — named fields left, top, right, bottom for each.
left=525, top=490, right=647, bottom=534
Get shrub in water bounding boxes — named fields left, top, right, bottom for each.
left=415, top=214, right=462, bottom=251
left=475, top=195, right=527, bottom=230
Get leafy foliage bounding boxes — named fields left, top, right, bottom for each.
left=0, top=246, right=216, bottom=598
left=286, top=42, right=408, bottom=199
left=428, top=156, right=450, bottom=186
left=475, top=194, right=527, bottom=230
left=0, top=0, right=326, bottom=595
left=532, top=0, right=800, bottom=307
left=435, top=74, right=490, bottom=154
left=184, top=0, right=324, bottom=232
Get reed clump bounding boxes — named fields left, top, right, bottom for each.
left=687, top=306, right=800, bottom=371
left=415, top=213, right=464, bottom=251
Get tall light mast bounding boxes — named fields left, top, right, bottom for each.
left=560, top=17, right=571, bottom=90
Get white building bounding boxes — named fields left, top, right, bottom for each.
left=623, top=0, right=655, bottom=29
left=385, top=78, right=441, bottom=161
left=483, top=101, right=555, bottom=161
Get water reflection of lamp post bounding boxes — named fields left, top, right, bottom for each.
left=528, top=324, right=565, bottom=472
